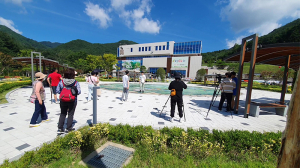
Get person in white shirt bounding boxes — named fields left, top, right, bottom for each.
left=139, top=72, right=146, bottom=93
left=87, top=71, right=99, bottom=102
left=121, top=70, right=130, bottom=101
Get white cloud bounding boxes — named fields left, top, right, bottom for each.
left=5, top=0, right=32, bottom=6
left=110, top=0, right=161, bottom=34
left=220, top=0, right=300, bottom=35
left=249, top=22, right=281, bottom=36
left=225, top=36, right=243, bottom=48
left=84, top=2, right=111, bottom=28
left=214, top=0, right=228, bottom=6
left=133, top=18, right=160, bottom=33
left=0, top=17, right=22, bottom=34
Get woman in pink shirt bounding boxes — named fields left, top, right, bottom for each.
left=87, top=71, right=99, bottom=102
left=29, top=72, right=50, bottom=127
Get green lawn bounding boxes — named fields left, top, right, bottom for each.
left=0, top=86, right=23, bottom=104
left=243, top=64, right=280, bottom=74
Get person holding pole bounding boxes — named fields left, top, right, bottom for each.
left=139, top=72, right=146, bottom=93
left=47, top=68, right=62, bottom=104
left=168, top=72, right=187, bottom=123
left=218, top=72, right=236, bottom=112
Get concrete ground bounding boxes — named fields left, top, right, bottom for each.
left=0, top=82, right=290, bottom=164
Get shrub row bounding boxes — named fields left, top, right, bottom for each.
left=1, top=123, right=282, bottom=167
left=0, top=81, right=31, bottom=94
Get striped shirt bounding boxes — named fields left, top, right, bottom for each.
left=219, top=78, right=236, bottom=93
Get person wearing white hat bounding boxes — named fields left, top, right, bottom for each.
left=29, top=72, right=50, bottom=127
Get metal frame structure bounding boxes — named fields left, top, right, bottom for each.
left=31, top=51, right=41, bottom=83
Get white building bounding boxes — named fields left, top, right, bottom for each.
left=117, top=41, right=202, bottom=79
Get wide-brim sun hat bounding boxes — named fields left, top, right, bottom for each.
left=35, top=72, right=46, bottom=80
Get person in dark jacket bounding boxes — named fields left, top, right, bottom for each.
left=56, top=70, right=81, bottom=134
left=168, top=73, right=187, bottom=123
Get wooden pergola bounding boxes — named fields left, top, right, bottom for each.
left=224, top=34, right=300, bottom=118
left=12, top=57, right=75, bottom=74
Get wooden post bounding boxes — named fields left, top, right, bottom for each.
left=244, top=35, right=258, bottom=118
left=43, top=62, right=46, bottom=73
left=234, top=39, right=247, bottom=114
left=280, top=55, right=291, bottom=104
left=277, top=68, right=300, bottom=168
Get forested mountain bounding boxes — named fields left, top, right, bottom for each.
left=202, top=18, right=300, bottom=62
left=53, top=39, right=137, bottom=55
left=0, top=25, right=48, bottom=50
left=39, top=41, right=63, bottom=48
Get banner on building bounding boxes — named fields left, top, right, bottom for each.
left=122, top=60, right=141, bottom=70
left=171, top=57, right=188, bottom=68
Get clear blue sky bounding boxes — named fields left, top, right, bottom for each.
left=0, top=0, right=299, bottom=53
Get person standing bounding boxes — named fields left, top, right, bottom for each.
left=139, top=72, right=146, bottom=93
left=56, top=70, right=81, bottom=134
left=47, top=68, right=62, bottom=104
left=29, top=72, right=50, bottom=127
left=121, top=70, right=129, bottom=101
left=231, top=72, right=238, bottom=112
left=87, top=71, right=99, bottom=102
left=218, top=72, right=236, bottom=112
left=168, top=73, right=187, bottom=123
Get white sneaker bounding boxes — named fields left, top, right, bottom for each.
left=170, top=117, right=173, bottom=123
left=29, top=124, right=40, bottom=127
left=179, top=118, right=183, bottom=123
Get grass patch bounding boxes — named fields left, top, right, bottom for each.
left=0, top=86, right=23, bottom=104
left=1, top=124, right=281, bottom=168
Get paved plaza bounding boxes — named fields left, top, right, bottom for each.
left=0, top=82, right=291, bottom=164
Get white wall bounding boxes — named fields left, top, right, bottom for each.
left=119, top=41, right=175, bottom=57
left=189, top=56, right=202, bottom=79
left=143, top=57, right=168, bottom=70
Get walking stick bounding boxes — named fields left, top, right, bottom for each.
left=160, top=95, right=171, bottom=116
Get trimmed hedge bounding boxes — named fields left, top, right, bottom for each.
left=0, top=81, right=32, bottom=94
left=1, top=123, right=282, bottom=167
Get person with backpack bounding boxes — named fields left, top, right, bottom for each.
left=168, top=72, right=187, bottom=123
left=29, top=72, right=50, bottom=127
left=56, top=70, right=81, bottom=134
left=87, top=71, right=99, bottom=102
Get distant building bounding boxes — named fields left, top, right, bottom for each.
left=117, top=41, right=202, bottom=79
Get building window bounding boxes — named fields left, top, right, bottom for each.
left=163, top=45, right=165, bottom=50
left=131, top=48, right=133, bottom=52
left=159, top=46, right=161, bottom=50
left=139, top=47, right=141, bottom=52
left=155, top=46, right=158, bottom=50
left=149, top=46, right=151, bottom=51
left=145, top=47, right=147, bottom=51
left=142, top=47, right=144, bottom=51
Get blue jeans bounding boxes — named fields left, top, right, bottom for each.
left=87, top=84, right=94, bottom=101
left=30, top=100, right=48, bottom=124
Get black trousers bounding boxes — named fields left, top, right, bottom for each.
left=170, top=96, right=183, bottom=118
left=58, top=101, right=77, bottom=130
left=218, top=93, right=233, bottom=111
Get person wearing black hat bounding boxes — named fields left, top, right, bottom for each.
left=168, top=72, right=187, bottom=123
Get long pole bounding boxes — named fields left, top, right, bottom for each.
left=93, top=86, right=100, bottom=125
left=31, top=52, right=34, bottom=83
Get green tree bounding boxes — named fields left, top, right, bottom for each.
left=207, top=60, right=213, bottom=67
left=74, top=59, right=88, bottom=73
left=261, top=71, right=273, bottom=83
left=156, top=68, right=166, bottom=82
left=101, top=54, right=118, bottom=78
left=196, top=68, right=206, bottom=82
left=86, top=55, right=102, bottom=71
left=216, top=59, right=227, bottom=69
left=140, top=65, right=147, bottom=72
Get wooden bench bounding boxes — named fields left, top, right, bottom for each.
left=250, top=102, right=288, bottom=117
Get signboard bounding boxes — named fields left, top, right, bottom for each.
left=122, top=60, right=141, bottom=70
left=171, top=57, right=188, bottom=68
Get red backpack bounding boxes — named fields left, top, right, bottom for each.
left=59, top=81, right=77, bottom=102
